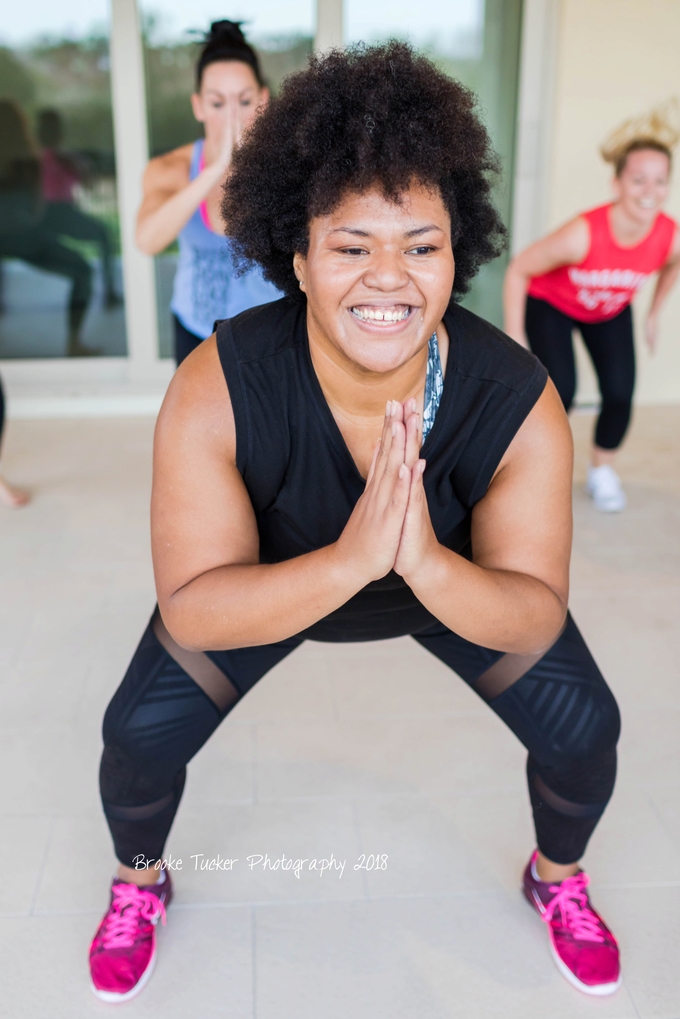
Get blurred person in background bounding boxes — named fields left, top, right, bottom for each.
left=504, top=105, right=680, bottom=512
left=135, top=20, right=281, bottom=365
left=0, top=99, right=97, bottom=357
left=0, top=373, right=28, bottom=507
left=37, top=107, right=122, bottom=309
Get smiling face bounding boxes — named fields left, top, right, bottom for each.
left=294, top=183, right=455, bottom=375
left=191, top=60, right=268, bottom=142
left=613, top=148, right=671, bottom=225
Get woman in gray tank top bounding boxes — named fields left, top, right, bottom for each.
left=135, top=21, right=280, bottom=365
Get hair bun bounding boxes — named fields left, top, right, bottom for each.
left=206, top=20, right=248, bottom=50
left=601, top=98, right=680, bottom=166
left=196, top=18, right=263, bottom=87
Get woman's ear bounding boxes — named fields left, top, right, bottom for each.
left=293, top=251, right=306, bottom=289
left=190, top=93, right=206, bottom=124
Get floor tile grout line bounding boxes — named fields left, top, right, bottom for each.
left=251, top=903, right=257, bottom=1019
left=643, top=786, right=680, bottom=859
left=28, top=816, right=54, bottom=917
left=350, top=800, right=370, bottom=901
left=327, top=660, right=340, bottom=724
left=251, top=724, right=258, bottom=806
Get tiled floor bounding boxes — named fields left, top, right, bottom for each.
left=0, top=407, right=678, bottom=1018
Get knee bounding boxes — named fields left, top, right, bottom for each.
left=601, top=380, right=634, bottom=412
left=551, top=684, right=621, bottom=769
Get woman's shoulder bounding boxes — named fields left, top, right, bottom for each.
left=216, top=297, right=305, bottom=364
left=157, top=335, right=236, bottom=463
left=144, top=143, right=194, bottom=192
left=444, top=303, right=547, bottom=394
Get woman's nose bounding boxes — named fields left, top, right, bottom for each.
left=362, top=251, right=409, bottom=290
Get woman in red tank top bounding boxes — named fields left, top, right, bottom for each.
left=504, top=127, right=680, bottom=512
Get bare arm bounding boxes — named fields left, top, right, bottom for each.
left=136, top=102, right=243, bottom=256
left=135, top=151, right=222, bottom=255
left=152, top=340, right=414, bottom=651
left=154, top=342, right=572, bottom=657
left=394, top=381, right=573, bottom=654
left=646, top=225, right=680, bottom=353
left=503, top=217, right=590, bottom=347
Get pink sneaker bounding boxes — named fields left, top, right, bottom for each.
left=89, top=870, right=172, bottom=1002
left=523, top=851, right=620, bottom=995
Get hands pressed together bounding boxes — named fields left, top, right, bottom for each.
left=335, top=399, right=441, bottom=587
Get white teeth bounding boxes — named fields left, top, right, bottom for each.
left=350, top=306, right=410, bottom=323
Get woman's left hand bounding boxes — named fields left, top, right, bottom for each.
left=393, top=399, right=441, bottom=582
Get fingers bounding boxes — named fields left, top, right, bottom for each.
left=409, top=459, right=426, bottom=501
left=368, top=401, right=410, bottom=517
left=404, top=399, right=421, bottom=469
left=371, top=401, right=404, bottom=488
left=382, top=416, right=407, bottom=484
left=365, top=439, right=381, bottom=485
left=392, top=461, right=411, bottom=509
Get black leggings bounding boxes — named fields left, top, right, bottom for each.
left=173, top=315, right=204, bottom=367
left=525, top=296, right=636, bottom=450
left=100, top=610, right=620, bottom=868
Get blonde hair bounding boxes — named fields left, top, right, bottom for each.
left=600, top=99, right=680, bottom=177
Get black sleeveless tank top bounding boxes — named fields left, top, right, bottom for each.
left=217, top=297, right=548, bottom=642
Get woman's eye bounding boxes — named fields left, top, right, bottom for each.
left=341, top=247, right=367, bottom=256
left=408, top=245, right=436, bottom=255
left=240, top=99, right=253, bottom=107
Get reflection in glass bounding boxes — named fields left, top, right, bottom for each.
left=140, top=1, right=315, bottom=357
left=0, top=15, right=126, bottom=358
left=346, top=0, right=522, bottom=327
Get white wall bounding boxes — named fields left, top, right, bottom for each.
left=547, top=0, right=680, bottom=405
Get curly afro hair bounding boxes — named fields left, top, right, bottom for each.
left=222, top=42, right=507, bottom=302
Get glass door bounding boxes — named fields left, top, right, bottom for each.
left=0, top=2, right=127, bottom=358
left=138, top=0, right=315, bottom=357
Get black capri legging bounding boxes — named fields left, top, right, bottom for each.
left=100, top=610, right=620, bottom=868
left=173, top=315, right=204, bottom=367
left=525, top=296, right=636, bottom=450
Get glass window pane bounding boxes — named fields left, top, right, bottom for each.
left=140, top=1, right=315, bottom=358
left=0, top=1, right=126, bottom=358
left=345, top=0, right=523, bottom=328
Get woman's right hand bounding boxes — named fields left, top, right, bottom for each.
left=213, top=97, right=246, bottom=176
left=333, top=401, right=412, bottom=584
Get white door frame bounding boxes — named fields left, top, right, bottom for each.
left=511, top=0, right=561, bottom=253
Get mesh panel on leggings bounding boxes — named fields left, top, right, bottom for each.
left=483, top=616, right=620, bottom=770
left=414, top=613, right=620, bottom=863
left=100, top=626, right=228, bottom=866
left=100, top=616, right=302, bottom=866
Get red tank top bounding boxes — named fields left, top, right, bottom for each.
left=527, top=203, right=676, bottom=323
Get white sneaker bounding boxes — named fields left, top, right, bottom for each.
left=586, top=465, right=626, bottom=512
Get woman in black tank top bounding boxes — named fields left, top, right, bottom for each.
left=90, top=44, right=622, bottom=1001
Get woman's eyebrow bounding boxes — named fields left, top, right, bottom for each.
left=329, top=227, right=370, bottom=237
left=404, top=224, right=444, bottom=237
left=329, top=224, right=444, bottom=238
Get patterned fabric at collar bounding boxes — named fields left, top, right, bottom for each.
left=422, top=331, right=444, bottom=443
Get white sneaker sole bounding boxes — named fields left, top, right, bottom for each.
left=90, top=947, right=156, bottom=1003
